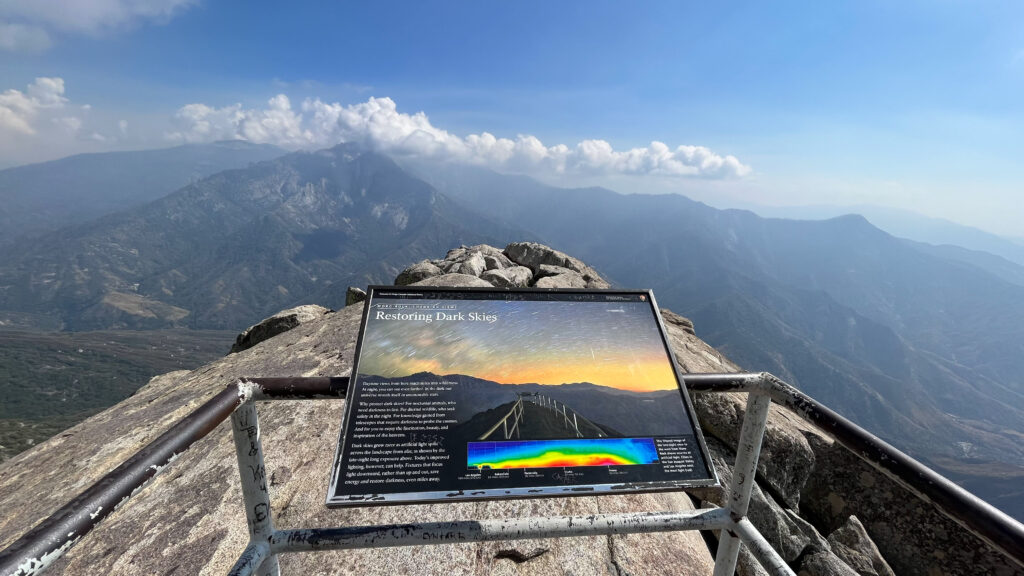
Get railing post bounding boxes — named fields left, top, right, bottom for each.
left=231, top=392, right=280, bottom=576
left=713, top=380, right=773, bottom=576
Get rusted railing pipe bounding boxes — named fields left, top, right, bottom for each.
left=680, top=372, right=766, bottom=393
left=0, top=385, right=245, bottom=576
left=268, top=508, right=732, bottom=553
left=0, top=377, right=347, bottom=576
left=5, top=371, right=1024, bottom=574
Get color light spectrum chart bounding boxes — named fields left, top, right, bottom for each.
left=467, top=438, right=659, bottom=469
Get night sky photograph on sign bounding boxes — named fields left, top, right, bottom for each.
left=327, top=287, right=717, bottom=506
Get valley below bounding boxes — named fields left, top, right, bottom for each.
left=0, top=329, right=234, bottom=463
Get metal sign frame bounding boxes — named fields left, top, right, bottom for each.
left=326, top=286, right=719, bottom=507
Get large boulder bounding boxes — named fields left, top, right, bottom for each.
left=797, top=546, right=861, bottom=576
left=345, top=286, right=366, bottom=306
left=534, top=270, right=588, bottom=289
left=661, top=308, right=696, bottom=336
left=504, top=242, right=611, bottom=289
left=466, top=244, right=515, bottom=267
left=826, top=516, right=895, bottom=576
left=703, top=438, right=831, bottom=571
left=393, top=242, right=615, bottom=293
left=798, top=434, right=1023, bottom=576
left=480, top=266, right=533, bottom=288
left=229, top=304, right=332, bottom=353
left=416, top=245, right=515, bottom=281
left=410, top=273, right=493, bottom=288
left=690, top=389, right=823, bottom=510
left=457, top=252, right=487, bottom=277
left=394, top=260, right=443, bottom=285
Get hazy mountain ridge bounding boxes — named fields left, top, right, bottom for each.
left=905, top=240, right=1024, bottom=287
left=0, top=145, right=531, bottom=331
left=0, top=141, right=285, bottom=247
left=743, top=203, right=1024, bottom=268
left=728, top=214, right=1024, bottom=394
left=413, top=163, right=1024, bottom=503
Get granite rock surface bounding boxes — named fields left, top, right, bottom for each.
left=0, top=245, right=719, bottom=575
left=2, top=242, right=1017, bottom=576
left=230, top=304, right=333, bottom=353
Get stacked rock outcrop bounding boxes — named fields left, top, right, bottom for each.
left=394, top=242, right=611, bottom=290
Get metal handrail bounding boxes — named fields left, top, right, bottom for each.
left=682, top=372, right=1024, bottom=569
left=0, top=377, right=348, bottom=576
left=1, top=372, right=1022, bottom=575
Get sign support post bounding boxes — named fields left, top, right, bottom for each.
left=713, top=388, right=773, bottom=576
left=230, top=386, right=280, bottom=576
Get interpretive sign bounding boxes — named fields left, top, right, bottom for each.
left=326, top=286, right=718, bottom=506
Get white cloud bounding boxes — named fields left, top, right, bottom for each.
left=0, top=78, right=749, bottom=179
left=26, top=77, right=68, bottom=106
left=0, top=0, right=195, bottom=33
left=0, top=21, right=50, bottom=52
left=167, top=94, right=312, bottom=147
left=169, top=94, right=751, bottom=179
left=53, top=115, right=82, bottom=133
left=0, top=77, right=67, bottom=135
left=0, top=0, right=196, bottom=51
left=0, top=76, right=137, bottom=166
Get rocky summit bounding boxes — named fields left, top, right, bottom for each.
left=396, top=242, right=611, bottom=290
left=0, top=243, right=1018, bottom=575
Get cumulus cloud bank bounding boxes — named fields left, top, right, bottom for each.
left=0, top=21, right=51, bottom=52
left=0, top=0, right=196, bottom=51
left=0, top=75, right=749, bottom=179
left=0, top=77, right=69, bottom=135
left=168, top=95, right=751, bottom=179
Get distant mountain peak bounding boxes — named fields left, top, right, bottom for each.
left=209, top=140, right=283, bottom=150
left=0, top=146, right=532, bottom=330
left=828, top=213, right=871, bottom=225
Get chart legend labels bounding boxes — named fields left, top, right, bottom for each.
left=467, top=438, right=659, bottom=469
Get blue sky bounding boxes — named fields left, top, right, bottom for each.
left=2, top=1, right=1023, bottom=235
